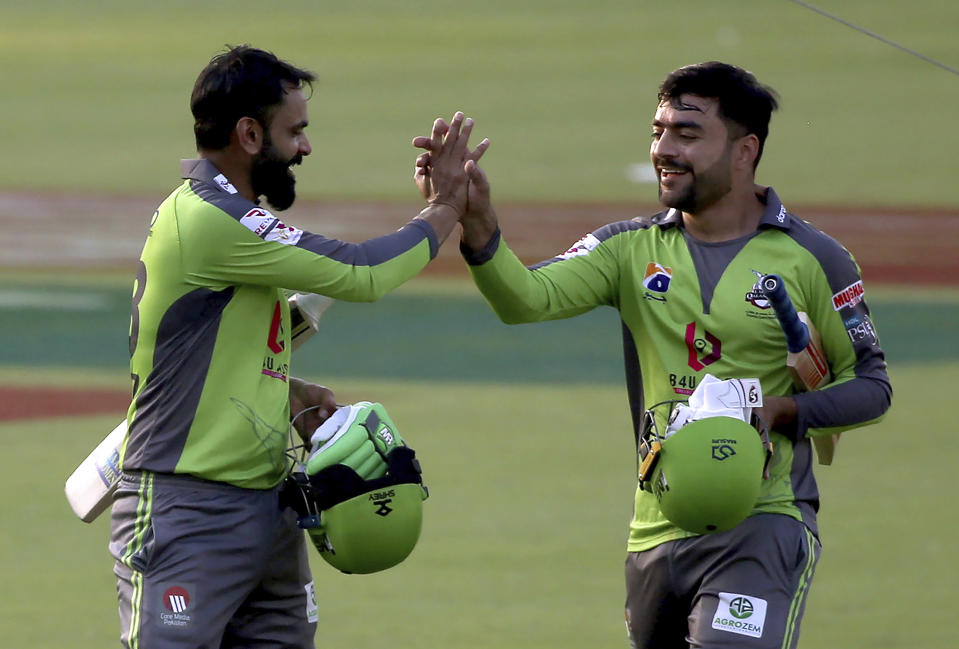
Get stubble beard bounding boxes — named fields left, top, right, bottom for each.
left=657, top=143, right=734, bottom=214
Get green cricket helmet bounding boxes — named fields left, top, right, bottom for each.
left=637, top=404, right=770, bottom=535
left=284, top=402, right=428, bottom=574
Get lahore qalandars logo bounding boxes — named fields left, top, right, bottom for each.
left=745, top=270, right=772, bottom=309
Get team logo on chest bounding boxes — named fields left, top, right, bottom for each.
left=643, top=262, right=672, bottom=302
left=744, top=270, right=776, bottom=319
left=745, top=270, right=771, bottom=309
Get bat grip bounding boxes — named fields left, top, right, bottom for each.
left=761, top=274, right=809, bottom=353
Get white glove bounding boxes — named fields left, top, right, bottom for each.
left=668, top=374, right=763, bottom=434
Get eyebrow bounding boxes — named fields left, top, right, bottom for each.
left=651, top=118, right=705, bottom=131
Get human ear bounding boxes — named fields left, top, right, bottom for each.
left=236, top=117, right=264, bottom=155
left=738, top=133, right=760, bottom=171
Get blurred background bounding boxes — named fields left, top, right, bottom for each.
left=1, top=1, right=956, bottom=647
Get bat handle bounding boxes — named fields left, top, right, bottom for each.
left=760, top=274, right=809, bottom=353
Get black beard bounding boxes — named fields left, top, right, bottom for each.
left=251, top=144, right=300, bottom=211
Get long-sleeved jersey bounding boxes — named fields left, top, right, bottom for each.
left=122, top=159, right=439, bottom=489
left=464, top=187, right=891, bottom=551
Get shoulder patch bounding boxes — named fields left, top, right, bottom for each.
left=556, top=232, right=602, bottom=260
left=831, top=280, right=864, bottom=311
left=239, top=208, right=303, bottom=246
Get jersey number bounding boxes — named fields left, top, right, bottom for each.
left=129, top=260, right=146, bottom=395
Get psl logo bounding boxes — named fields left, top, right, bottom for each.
left=643, top=262, right=673, bottom=294
left=685, top=322, right=722, bottom=371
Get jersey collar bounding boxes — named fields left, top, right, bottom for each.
left=653, top=186, right=793, bottom=231
left=180, top=158, right=239, bottom=195
left=756, top=186, right=792, bottom=231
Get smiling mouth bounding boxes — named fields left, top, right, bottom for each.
left=658, top=167, right=690, bottom=185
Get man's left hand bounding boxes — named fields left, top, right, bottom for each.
left=289, top=377, right=337, bottom=444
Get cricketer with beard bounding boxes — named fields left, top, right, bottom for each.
left=109, top=45, right=480, bottom=649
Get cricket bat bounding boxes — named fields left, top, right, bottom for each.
left=760, top=274, right=840, bottom=465
left=64, top=292, right=334, bottom=523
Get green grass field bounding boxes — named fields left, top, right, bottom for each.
left=0, top=278, right=956, bottom=648
left=2, top=0, right=958, bottom=206
left=1, top=1, right=957, bottom=646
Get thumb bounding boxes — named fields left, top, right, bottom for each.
left=465, top=159, right=489, bottom=190
left=412, top=136, right=433, bottom=150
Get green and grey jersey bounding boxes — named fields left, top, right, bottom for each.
left=123, top=159, right=439, bottom=489
left=463, top=187, right=891, bottom=552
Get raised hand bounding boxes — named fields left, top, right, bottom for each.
left=409, top=112, right=471, bottom=215
left=460, top=157, right=499, bottom=250
left=413, top=114, right=489, bottom=209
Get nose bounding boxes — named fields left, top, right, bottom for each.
left=650, top=131, right=677, bottom=163
left=299, top=134, right=312, bottom=157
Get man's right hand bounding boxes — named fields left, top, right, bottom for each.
left=413, top=122, right=496, bottom=252
left=410, top=111, right=488, bottom=245
left=413, top=112, right=474, bottom=215
left=461, top=158, right=499, bottom=252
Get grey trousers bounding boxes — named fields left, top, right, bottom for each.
left=110, top=471, right=316, bottom=649
left=625, top=514, right=820, bottom=649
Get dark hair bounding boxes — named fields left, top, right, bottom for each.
left=191, top=45, right=316, bottom=151
left=658, top=61, right=779, bottom=167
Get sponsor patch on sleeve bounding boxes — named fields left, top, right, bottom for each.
left=831, top=280, right=864, bottom=311
left=844, top=314, right=878, bottom=345
left=239, top=208, right=303, bottom=245
left=556, top=233, right=601, bottom=260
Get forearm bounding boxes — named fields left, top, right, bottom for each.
left=413, top=202, right=461, bottom=248
left=460, top=206, right=499, bottom=253
left=464, top=233, right=604, bottom=324
left=794, top=375, right=892, bottom=436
